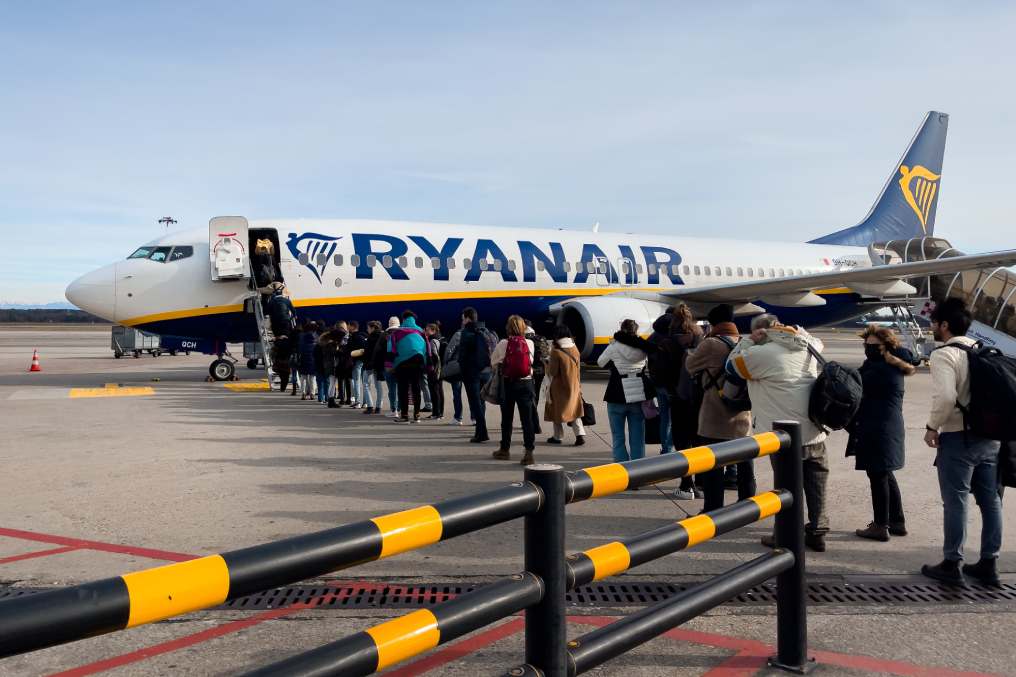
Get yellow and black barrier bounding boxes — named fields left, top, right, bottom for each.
left=565, top=431, right=786, bottom=502
left=245, top=573, right=543, bottom=677
left=566, top=490, right=792, bottom=588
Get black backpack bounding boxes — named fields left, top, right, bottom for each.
left=806, top=343, right=863, bottom=432
left=674, top=334, right=703, bottom=405
left=943, top=343, right=1016, bottom=441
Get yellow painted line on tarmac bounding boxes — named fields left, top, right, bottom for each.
left=69, top=387, right=155, bottom=398
left=222, top=383, right=270, bottom=391
left=104, top=382, right=119, bottom=388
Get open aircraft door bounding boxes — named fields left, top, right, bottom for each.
left=209, top=216, right=250, bottom=282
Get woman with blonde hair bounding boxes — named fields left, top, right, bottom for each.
left=491, top=315, right=537, bottom=465
left=849, top=324, right=915, bottom=542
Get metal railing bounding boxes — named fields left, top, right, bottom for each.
left=0, top=425, right=810, bottom=676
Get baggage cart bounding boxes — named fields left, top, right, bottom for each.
left=111, top=325, right=168, bottom=358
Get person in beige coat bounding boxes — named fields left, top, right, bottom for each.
left=685, top=304, right=752, bottom=512
left=544, top=326, right=586, bottom=446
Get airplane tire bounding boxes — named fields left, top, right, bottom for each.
left=247, top=359, right=259, bottom=370
left=134, top=351, right=141, bottom=358
left=210, top=359, right=235, bottom=381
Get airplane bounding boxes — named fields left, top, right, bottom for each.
left=66, top=111, right=1016, bottom=381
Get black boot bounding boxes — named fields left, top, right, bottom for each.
left=327, top=397, right=338, bottom=408
left=962, top=558, right=1001, bottom=587
left=922, top=559, right=963, bottom=585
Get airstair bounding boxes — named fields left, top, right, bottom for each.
left=252, top=295, right=277, bottom=389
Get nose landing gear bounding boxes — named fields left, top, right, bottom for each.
left=209, top=353, right=238, bottom=381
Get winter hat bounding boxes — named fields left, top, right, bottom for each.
left=707, top=304, right=734, bottom=326
left=388, top=316, right=400, bottom=330
left=524, top=326, right=536, bottom=335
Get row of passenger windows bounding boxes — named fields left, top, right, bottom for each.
left=302, top=252, right=821, bottom=279
left=127, top=245, right=194, bottom=262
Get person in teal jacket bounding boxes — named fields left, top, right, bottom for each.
left=385, top=311, right=433, bottom=422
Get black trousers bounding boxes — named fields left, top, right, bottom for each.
left=670, top=404, right=701, bottom=491
left=427, top=372, right=445, bottom=417
left=396, top=366, right=424, bottom=417
left=867, top=470, right=905, bottom=525
left=279, top=371, right=291, bottom=392
left=700, top=436, right=757, bottom=512
left=463, top=369, right=489, bottom=440
left=531, top=374, right=544, bottom=433
left=500, top=378, right=536, bottom=451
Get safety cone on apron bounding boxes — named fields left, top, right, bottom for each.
left=29, top=350, right=41, bottom=372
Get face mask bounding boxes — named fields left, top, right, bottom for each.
left=864, top=344, right=885, bottom=361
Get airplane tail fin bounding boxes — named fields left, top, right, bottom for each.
left=809, top=111, right=949, bottom=247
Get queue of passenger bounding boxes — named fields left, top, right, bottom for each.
left=265, top=293, right=1012, bottom=585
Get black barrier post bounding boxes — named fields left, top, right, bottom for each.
left=524, top=464, right=566, bottom=677
left=770, top=421, right=815, bottom=674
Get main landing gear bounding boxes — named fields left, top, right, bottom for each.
left=209, top=352, right=238, bottom=381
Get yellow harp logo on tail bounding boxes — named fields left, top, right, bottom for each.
left=898, top=165, right=941, bottom=233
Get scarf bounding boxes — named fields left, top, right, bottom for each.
left=708, top=321, right=739, bottom=338
left=556, top=338, right=575, bottom=349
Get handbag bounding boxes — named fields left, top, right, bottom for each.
left=641, top=398, right=659, bottom=419
left=441, top=360, right=462, bottom=381
left=481, top=366, right=503, bottom=405
left=581, top=399, right=596, bottom=427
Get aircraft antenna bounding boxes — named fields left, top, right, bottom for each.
left=593, top=222, right=599, bottom=232
left=159, top=216, right=177, bottom=236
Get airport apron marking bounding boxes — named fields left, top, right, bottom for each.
left=69, top=387, right=155, bottom=398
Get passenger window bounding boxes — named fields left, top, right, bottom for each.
left=796, top=269, right=802, bottom=276
left=693, top=266, right=700, bottom=275
left=683, top=265, right=690, bottom=275
left=479, top=258, right=489, bottom=270
left=778, top=268, right=784, bottom=277
left=351, top=254, right=361, bottom=267
left=537, top=260, right=546, bottom=271
left=587, top=262, right=595, bottom=273
left=636, top=264, right=643, bottom=274
left=673, top=265, right=681, bottom=275
left=649, top=264, right=657, bottom=275
left=383, top=255, right=393, bottom=268
left=367, top=255, right=377, bottom=267
left=464, top=258, right=472, bottom=269
left=399, top=256, right=408, bottom=268
left=431, top=257, right=440, bottom=269
left=508, top=260, right=516, bottom=271
left=333, top=254, right=343, bottom=266
left=704, top=266, right=711, bottom=276
left=170, top=246, right=193, bottom=261
left=299, top=253, right=309, bottom=265
left=563, top=262, right=571, bottom=272
left=149, top=247, right=172, bottom=262
left=493, top=259, right=502, bottom=271
left=758, top=268, right=764, bottom=278
left=128, top=246, right=155, bottom=259
left=769, top=268, right=775, bottom=277
left=726, top=267, right=733, bottom=276
left=747, top=268, right=753, bottom=277
left=575, top=262, right=582, bottom=272
left=317, top=253, right=328, bottom=266
left=714, top=267, right=721, bottom=276
left=736, top=267, right=743, bottom=277
left=447, top=257, right=456, bottom=269
left=415, top=257, right=424, bottom=268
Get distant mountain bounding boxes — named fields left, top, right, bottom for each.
left=0, top=301, right=78, bottom=310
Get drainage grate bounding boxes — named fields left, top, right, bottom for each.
left=3, top=579, right=1015, bottom=610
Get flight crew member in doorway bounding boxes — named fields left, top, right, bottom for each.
left=922, top=297, right=1003, bottom=586
left=726, top=313, right=829, bottom=552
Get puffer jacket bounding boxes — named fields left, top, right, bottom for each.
left=318, top=331, right=343, bottom=377
left=847, top=346, right=915, bottom=471
left=726, top=325, right=826, bottom=446
left=385, top=317, right=433, bottom=371
left=597, top=331, right=656, bottom=404
left=297, top=331, right=318, bottom=375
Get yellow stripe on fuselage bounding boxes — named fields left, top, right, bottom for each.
left=119, top=304, right=244, bottom=327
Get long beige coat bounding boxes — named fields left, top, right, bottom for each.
left=685, top=334, right=751, bottom=440
left=544, top=344, right=584, bottom=423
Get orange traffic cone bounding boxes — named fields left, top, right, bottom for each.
left=29, top=350, right=41, bottom=372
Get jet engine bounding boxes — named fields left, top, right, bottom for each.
left=557, top=297, right=671, bottom=361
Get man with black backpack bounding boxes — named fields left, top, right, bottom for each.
left=458, top=307, right=498, bottom=443
left=726, top=313, right=829, bottom=552
left=922, top=297, right=1005, bottom=586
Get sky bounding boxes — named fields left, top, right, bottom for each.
left=2, top=2, right=1015, bottom=303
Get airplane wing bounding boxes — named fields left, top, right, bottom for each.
left=623, top=249, right=1016, bottom=307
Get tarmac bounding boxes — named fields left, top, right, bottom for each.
left=1, top=327, right=1015, bottom=677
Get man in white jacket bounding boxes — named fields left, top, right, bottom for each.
left=921, top=298, right=1002, bottom=586
left=726, top=314, right=829, bottom=552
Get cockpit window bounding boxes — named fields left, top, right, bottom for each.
left=128, top=246, right=155, bottom=259
left=149, top=247, right=173, bottom=263
left=169, top=246, right=193, bottom=261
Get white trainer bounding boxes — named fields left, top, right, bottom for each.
left=448, top=418, right=463, bottom=425
left=674, top=489, right=695, bottom=500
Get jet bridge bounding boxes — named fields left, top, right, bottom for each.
left=866, top=238, right=1016, bottom=359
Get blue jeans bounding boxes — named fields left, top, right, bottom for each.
left=937, top=432, right=1003, bottom=561
left=422, top=374, right=433, bottom=408
left=383, top=369, right=399, bottom=411
left=450, top=379, right=464, bottom=420
left=360, top=367, right=375, bottom=408
left=655, top=387, right=673, bottom=453
left=372, top=369, right=384, bottom=408
left=607, top=402, right=646, bottom=463
left=351, top=361, right=364, bottom=405
left=463, top=369, right=490, bottom=439
left=315, top=371, right=327, bottom=402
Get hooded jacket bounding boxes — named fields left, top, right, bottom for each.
left=848, top=346, right=915, bottom=471
left=385, top=317, right=433, bottom=371
left=597, top=331, right=656, bottom=404
left=726, top=325, right=827, bottom=445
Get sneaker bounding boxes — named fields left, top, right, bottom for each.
left=448, top=418, right=463, bottom=425
left=394, top=416, right=411, bottom=424
left=362, top=408, right=374, bottom=415
left=693, top=486, right=705, bottom=499
left=385, top=411, right=400, bottom=418
left=546, top=437, right=563, bottom=445
left=574, top=435, right=585, bottom=446
left=425, top=414, right=441, bottom=420
left=421, top=406, right=433, bottom=413
left=469, top=436, right=490, bottom=443
left=674, top=489, right=695, bottom=500
left=412, top=414, right=422, bottom=423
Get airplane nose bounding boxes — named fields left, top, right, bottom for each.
left=65, top=264, right=116, bottom=321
